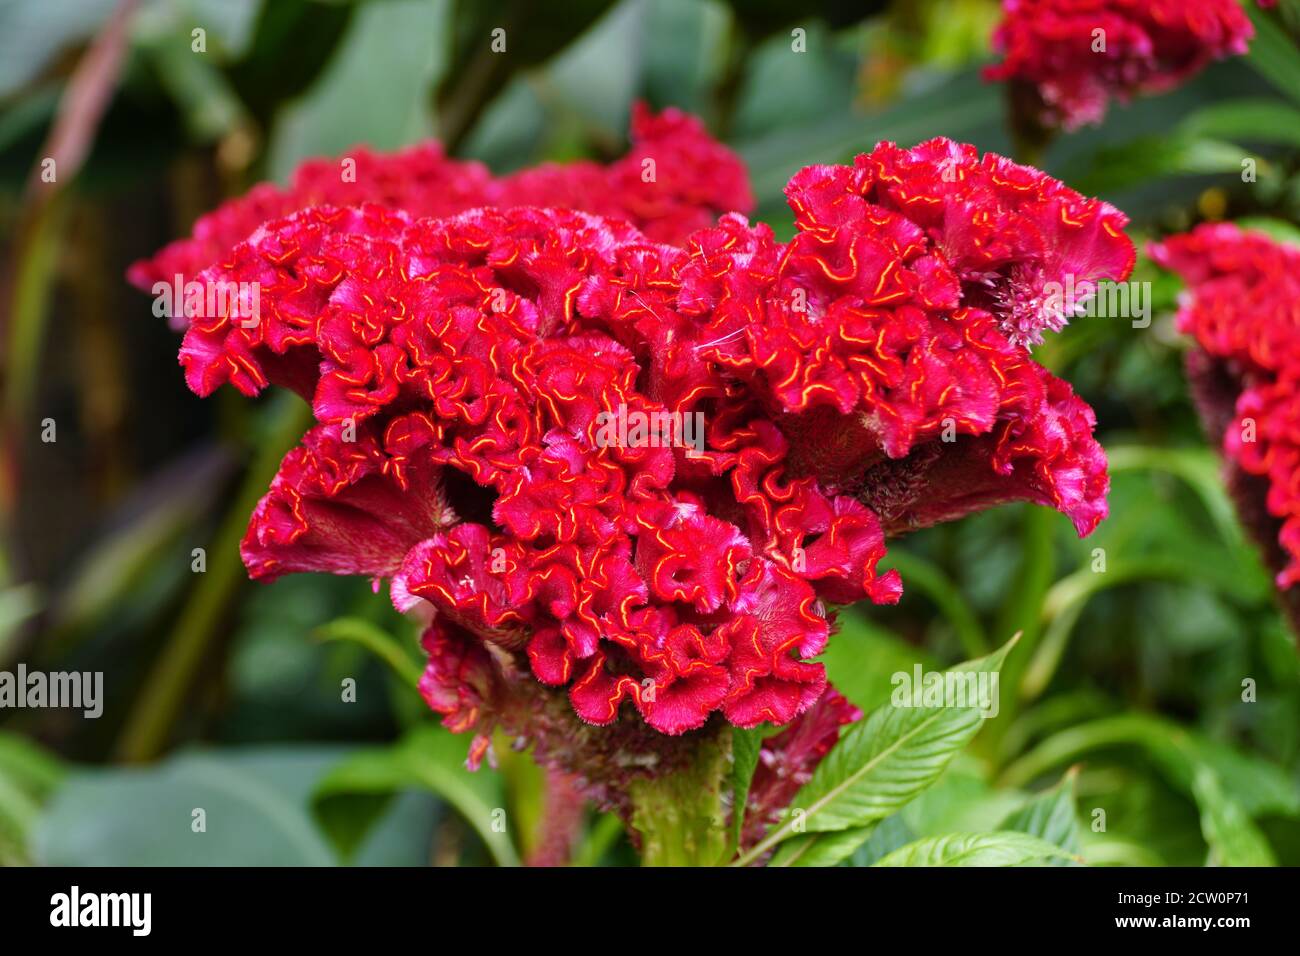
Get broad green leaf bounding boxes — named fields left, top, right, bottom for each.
left=642, top=0, right=730, bottom=115
left=873, top=831, right=1074, bottom=867
left=34, top=748, right=342, bottom=866
left=850, top=813, right=915, bottom=866
left=267, top=0, right=448, bottom=179
left=766, top=824, right=876, bottom=867
left=541, top=0, right=644, bottom=132
left=736, top=636, right=1016, bottom=864
left=313, top=725, right=518, bottom=867
left=730, top=725, right=764, bottom=849
left=997, top=769, right=1084, bottom=865
left=1192, top=768, right=1277, bottom=867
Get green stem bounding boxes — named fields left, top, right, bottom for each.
left=628, top=731, right=729, bottom=866
left=114, top=395, right=312, bottom=762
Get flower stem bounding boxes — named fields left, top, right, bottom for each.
left=628, top=730, right=729, bottom=866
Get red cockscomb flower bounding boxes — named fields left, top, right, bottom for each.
left=1152, top=224, right=1300, bottom=630
left=985, top=0, right=1255, bottom=130
left=127, top=103, right=753, bottom=320
left=161, top=137, right=1121, bottom=763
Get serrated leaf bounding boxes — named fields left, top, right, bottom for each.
left=766, top=824, right=876, bottom=867
left=850, top=813, right=915, bottom=867
left=730, top=726, right=764, bottom=849
left=997, top=770, right=1084, bottom=864
left=737, top=636, right=1015, bottom=864
left=872, top=831, right=1073, bottom=867
left=1192, top=767, right=1277, bottom=867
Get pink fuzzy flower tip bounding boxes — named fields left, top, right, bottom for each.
left=985, top=0, right=1255, bottom=130
left=159, top=137, right=1119, bottom=741
left=1151, top=223, right=1300, bottom=591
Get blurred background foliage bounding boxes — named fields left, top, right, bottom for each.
left=1, top=0, right=1299, bottom=867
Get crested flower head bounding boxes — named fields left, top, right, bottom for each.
left=127, top=104, right=753, bottom=318
left=1152, top=223, right=1300, bottom=598
left=161, top=137, right=1120, bottom=763
left=985, top=0, right=1255, bottom=130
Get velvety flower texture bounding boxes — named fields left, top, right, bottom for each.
left=166, top=138, right=1124, bottom=756
left=127, top=104, right=753, bottom=313
left=1152, top=224, right=1300, bottom=612
left=985, top=0, right=1255, bottom=129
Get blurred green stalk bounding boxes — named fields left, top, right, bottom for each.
left=114, top=395, right=312, bottom=762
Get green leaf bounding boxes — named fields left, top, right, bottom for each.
left=314, top=616, right=424, bottom=690
left=873, top=831, right=1074, bottom=867
left=901, top=758, right=1025, bottom=837
left=33, top=748, right=342, bottom=866
left=736, top=66, right=1002, bottom=214
left=735, top=635, right=1016, bottom=864
left=766, top=824, right=876, bottom=867
left=1192, top=768, right=1277, bottom=867
left=1246, top=4, right=1300, bottom=107
left=266, top=0, right=448, bottom=179
left=1064, top=135, right=1252, bottom=197
left=1179, top=99, right=1300, bottom=149
left=1000, top=714, right=1300, bottom=819
left=313, top=725, right=519, bottom=867
left=1105, top=445, right=1245, bottom=549
left=730, top=725, right=764, bottom=849
left=849, top=813, right=915, bottom=866
left=0, top=733, right=66, bottom=865
left=997, top=768, right=1084, bottom=865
